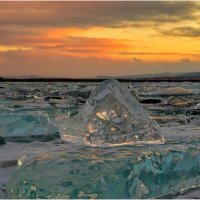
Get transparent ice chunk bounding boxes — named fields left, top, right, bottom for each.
left=59, top=79, right=164, bottom=146
left=166, top=96, right=193, bottom=107
left=140, top=87, right=194, bottom=97
left=7, top=143, right=200, bottom=199
left=0, top=113, right=59, bottom=142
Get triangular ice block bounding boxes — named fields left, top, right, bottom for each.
left=59, top=79, right=164, bottom=147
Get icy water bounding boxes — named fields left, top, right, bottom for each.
left=0, top=81, right=200, bottom=198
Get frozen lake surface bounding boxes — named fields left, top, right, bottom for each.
left=1, top=81, right=200, bottom=198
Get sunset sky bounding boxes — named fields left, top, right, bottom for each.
left=1, top=1, right=200, bottom=77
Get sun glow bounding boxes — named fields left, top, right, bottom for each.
left=1, top=1, right=200, bottom=77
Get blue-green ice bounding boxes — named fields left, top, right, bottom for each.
left=0, top=80, right=200, bottom=198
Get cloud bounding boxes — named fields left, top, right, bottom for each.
left=180, top=58, right=191, bottom=63
left=132, top=57, right=143, bottom=63
left=0, top=2, right=199, bottom=28
left=119, top=51, right=200, bottom=57
left=1, top=49, right=200, bottom=78
left=0, top=34, right=132, bottom=59
left=0, top=1, right=200, bottom=77
left=161, top=26, right=200, bottom=37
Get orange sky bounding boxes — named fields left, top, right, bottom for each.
left=0, top=1, right=200, bottom=77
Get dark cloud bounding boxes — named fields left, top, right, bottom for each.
left=132, top=57, right=143, bottom=63
left=0, top=2, right=199, bottom=28
left=161, top=26, right=200, bottom=37
left=119, top=51, right=200, bottom=57
left=0, top=27, right=35, bottom=37
left=180, top=58, right=191, bottom=63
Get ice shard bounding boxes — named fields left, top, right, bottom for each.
left=59, top=79, right=164, bottom=146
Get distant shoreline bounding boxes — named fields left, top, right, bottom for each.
left=1, top=77, right=200, bottom=82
